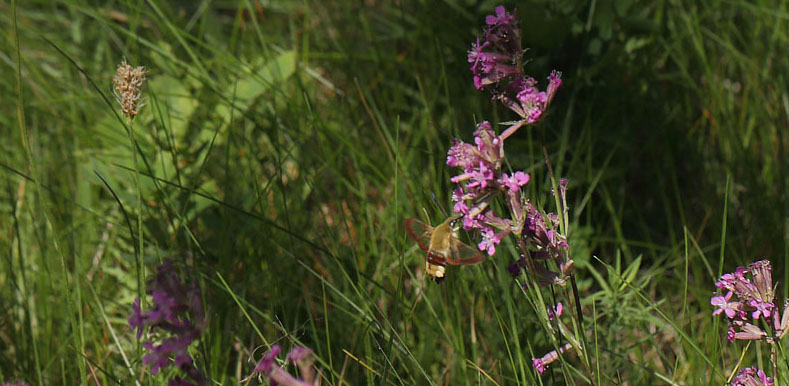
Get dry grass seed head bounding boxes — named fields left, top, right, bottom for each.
left=113, top=59, right=147, bottom=120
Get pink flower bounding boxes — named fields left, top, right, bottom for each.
left=749, top=300, right=774, bottom=320
left=532, top=358, right=546, bottom=375
left=485, top=5, right=515, bottom=26
left=478, top=227, right=505, bottom=256
left=532, top=343, right=573, bottom=376
left=546, top=71, right=562, bottom=106
left=452, top=199, right=469, bottom=216
left=547, top=302, right=563, bottom=321
left=446, top=140, right=479, bottom=169
left=253, top=345, right=316, bottom=386
left=733, top=323, right=767, bottom=340
left=731, top=366, right=773, bottom=386
left=711, top=291, right=738, bottom=318
left=750, top=260, right=774, bottom=302
left=129, top=260, right=206, bottom=384
left=500, top=171, right=530, bottom=192
left=463, top=212, right=485, bottom=231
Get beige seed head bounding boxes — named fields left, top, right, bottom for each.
left=113, top=59, right=147, bottom=120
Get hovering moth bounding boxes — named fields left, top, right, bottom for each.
left=405, top=216, right=485, bottom=283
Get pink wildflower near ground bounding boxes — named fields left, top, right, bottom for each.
left=251, top=345, right=317, bottom=386
left=532, top=342, right=572, bottom=375
left=711, top=260, right=789, bottom=385
left=711, top=260, right=789, bottom=343
left=730, top=367, right=774, bottom=386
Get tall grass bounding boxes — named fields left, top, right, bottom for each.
left=1, top=0, right=787, bottom=384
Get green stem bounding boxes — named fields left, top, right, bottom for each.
left=128, top=117, right=145, bottom=307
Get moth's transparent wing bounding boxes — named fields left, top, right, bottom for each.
left=447, top=236, right=484, bottom=265
left=404, top=218, right=432, bottom=250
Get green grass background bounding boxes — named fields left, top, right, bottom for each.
left=2, top=0, right=788, bottom=384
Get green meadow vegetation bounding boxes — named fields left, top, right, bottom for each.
left=2, top=0, right=789, bottom=384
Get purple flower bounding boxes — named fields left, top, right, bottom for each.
left=524, top=203, right=568, bottom=255
left=734, top=323, right=768, bottom=341
left=468, top=37, right=490, bottom=68
left=500, top=171, right=529, bottom=192
left=731, top=367, right=773, bottom=386
left=711, top=260, right=787, bottom=342
left=287, top=346, right=313, bottom=363
left=468, top=6, right=562, bottom=128
left=129, top=298, right=146, bottom=339
left=485, top=6, right=515, bottom=27
left=478, top=227, right=507, bottom=256
left=458, top=161, right=495, bottom=190
left=758, top=369, right=775, bottom=386
left=472, top=121, right=503, bottom=165
left=547, top=302, right=563, bottom=321
left=253, top=345, right=316, bottom=386
left=467, top=6, right=521, bottom=91
left=711, top=291, right=738, bottom=318
left=715, top=262, right=772, bottom=303
left=452, top=199, right=469, bottom=216
left=255, top=345, right=281, bottom=374
left=288, top=346, right=316, bottom=384
left=129, top=260, right=207, bottom=385
left=446, top=139, right=478, bottom=169
left=462, top=213, right=486, bottom=231
left=532, top=358, right=546, bottom=375
left=532, top=343, right=573, bottom=376
left=507, top=261, right=522, bottom=276
left=749, top=300, right=774, bottom=320
left=447, top=121, right=532, bottom=240
left=750, top=260, right=774, bottom=302
left=516, top=82, right=547, bottom=122
left=546, top=71, right=562, bottom=106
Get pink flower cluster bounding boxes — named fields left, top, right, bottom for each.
left=447, top=121, right=530, bottom=256
left=730, top=367, right=773, bottom=386
left=711, top=260, right=789, bottom=343
left=468, top=6, right=562, bottom=124
left=452, top=6, right=568, bottom=260
left=507, top=180, right=573, bottom=287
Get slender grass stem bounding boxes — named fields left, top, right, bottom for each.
left=127, top=117, right=145, bottom=311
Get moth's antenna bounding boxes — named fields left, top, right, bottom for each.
left=432, top=192, right=449, bottom=217
left=421, top=207, right=432, bottom=225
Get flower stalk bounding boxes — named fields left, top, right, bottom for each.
left=449, top=5, right=593, bottom=380
left=113, top=59, right=148, bottom=308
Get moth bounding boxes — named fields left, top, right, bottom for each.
left=405, top=216, right=484, bottom=283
